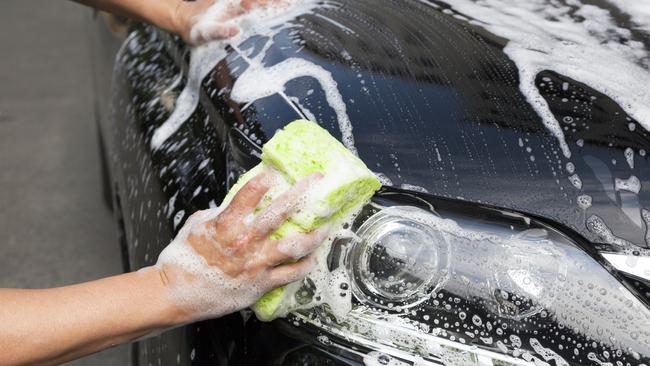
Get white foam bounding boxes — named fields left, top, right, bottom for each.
left=586, top=214, right=636, bottom=251
left=156, top=207, right=272, bottom=319
left=151, top=43, right=228, bottom=149
left=400, top=183, right=429, bottom=193
left=606, top=0, right=650, bottom=33
left=374, top=172, right=393, bottom=186
left=151, top=0, right=320, bottom=149
left=231, top=56, right=357, bottom=154
left=289, top=96, right=317, bottom=122
left=303, top=206, right=650, bottom=359
left=275, top=223, right=330, bottom=261
left=568, top=174, right=582, bottom=190
left=154, top=194, right=326, bottom=320
left=625, top=147, right=635, bottom=169
left=530, top=338, right=568, bottom=366
left=173, top=210, right=185, bottom=229
left=565, top=162, right=575, bottom=174
left=577, top=194, right=592, bottom=210
left=615, top=175, right=641, bottom=194
left=432, top=0, right=650, bottom=158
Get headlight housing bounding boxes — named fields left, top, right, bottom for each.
left=346, top=206, right=450, bottom=311
left=285, top=189, right=650, bottom=366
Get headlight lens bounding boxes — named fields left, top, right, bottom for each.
left=287, top=193, right=650, bottom=366
left=347, top=206, right=450, bottom=310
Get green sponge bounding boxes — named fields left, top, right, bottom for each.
left=221, top=120, right=381, bottom=321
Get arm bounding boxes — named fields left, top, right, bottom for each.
left=0, top=170, right=329, bottom=366
left=0, top=270, right=179, bottom=366
left=72, top=0, right=280, bottom=45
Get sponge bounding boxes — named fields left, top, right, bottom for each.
left=221, top=120, right=381, bottom=321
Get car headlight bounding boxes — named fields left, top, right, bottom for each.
left=286, top=190, right=650, bottom=366
left=346, top=206, right=450, bottom=311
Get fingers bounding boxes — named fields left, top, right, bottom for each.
left=189, top=21, right=240, bottom=45
left=267, top=255, right=317, bottom=288
left=240, top=0, right=273, bottom=12
left=253, top=173, right=323, bottom=237
left=221, top=169, right=273, bottom=220
left=263, top=225, right=332, bottom=265
left=184, top=0, right=288, bottom=45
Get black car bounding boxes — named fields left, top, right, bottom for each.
left=89, top=0, right=650, bottom=365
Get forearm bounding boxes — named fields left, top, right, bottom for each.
left=0, top=268, right=184, bottom=366
left=72, top=0, right=180, bottom=34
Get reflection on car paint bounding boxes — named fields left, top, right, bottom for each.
left=105, top=1, right=650, bottom=364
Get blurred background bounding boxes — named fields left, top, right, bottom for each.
left=0, top=1, right=128, bottom=364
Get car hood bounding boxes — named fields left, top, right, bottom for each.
left=210, top=0, right=650, bottom=249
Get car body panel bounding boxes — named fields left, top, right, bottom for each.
left=90, top=0, right=650, bottom=364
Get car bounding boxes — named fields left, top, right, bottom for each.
left=88, top=0, right=650, bottom=365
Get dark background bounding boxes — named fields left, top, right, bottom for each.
left=0, top=1, right=128, bottom=364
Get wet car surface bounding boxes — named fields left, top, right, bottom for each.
left=90, top=0, right=650, bottom=365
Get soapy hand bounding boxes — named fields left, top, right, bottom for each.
left=155, top=169, right=331, bottom=322
left=173, top=0, right=288, bottom=45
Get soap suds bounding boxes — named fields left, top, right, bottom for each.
left=374, top=172, right=393, bottom=186
left=155, top=171, right=334, bottom=321
left=400, top=183, right=429, bottom=193
left=586, top=214, right=645, bottom=254
left=155, top=207, right=272, bottom=319
left=288, top=96, right=317, bottom=122
left=530, top=338, right=569, bottom=366
left=151, top=0, right=320, bottom=149
left=615, top=175, right=641, bottom=194
left=568, top=174, right=582, bottom=190
left=231, top=55, right=357, bottom=155
left=430, top=0, right=650, bottom=158
left=577, top=194, right=592, bottom=210
left=277, top=225, right=331, bottom=259
left=565, top=162, right=575, bottom=174
left=298, top=206, right=650, bottom=362
left=625, top=147, right=635, bottom=169
left=606, top=0, right=650, bottom=33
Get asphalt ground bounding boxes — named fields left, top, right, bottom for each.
left=0, top=1, right=130, bottom=364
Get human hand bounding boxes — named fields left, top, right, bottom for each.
left=155, top=169, right=331, bottom=323
left=171, top=0, right=287, bottom=46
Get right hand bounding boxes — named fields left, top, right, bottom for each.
left=154, top=169, right=331, bottom=323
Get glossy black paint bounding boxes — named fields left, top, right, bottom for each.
left=89, top=0, right=650, bottom=365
